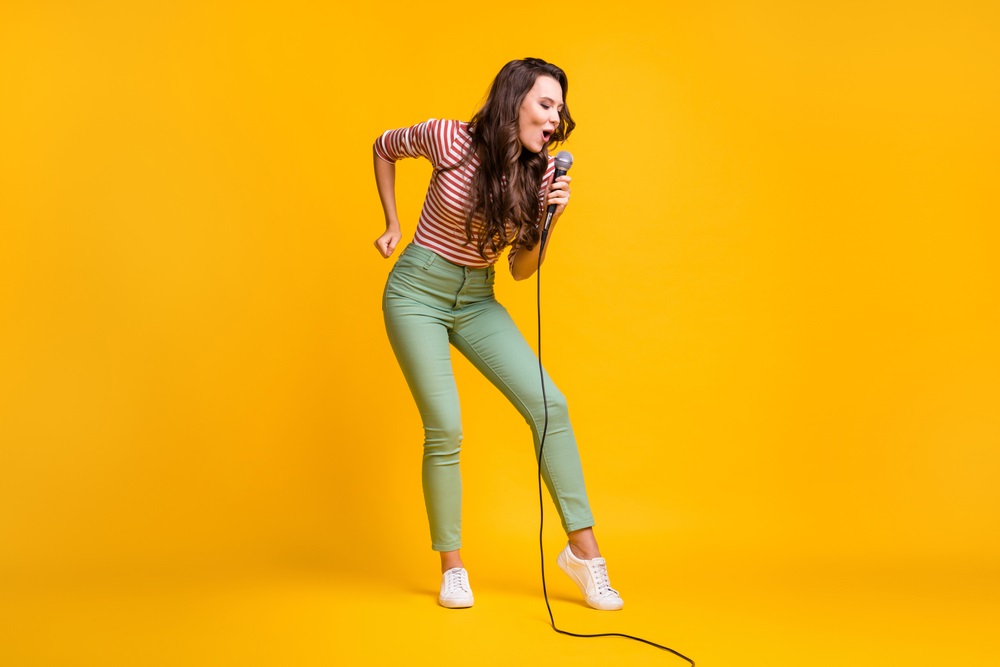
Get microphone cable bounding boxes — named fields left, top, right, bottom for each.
left=533, top=229, right=696, bottom=667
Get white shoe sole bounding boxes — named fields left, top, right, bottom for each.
left=438, top=596, right=474, bottom=609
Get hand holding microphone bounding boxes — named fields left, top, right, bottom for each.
left=542, top=150, right=573, bottom=244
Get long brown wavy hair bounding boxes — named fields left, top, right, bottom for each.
left=461, top=57, right=576, bottom=259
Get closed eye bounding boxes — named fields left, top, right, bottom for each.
left=538, top=97, right=564, bottom=112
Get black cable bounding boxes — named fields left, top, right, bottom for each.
left=533, top=230, right=695, bottom=667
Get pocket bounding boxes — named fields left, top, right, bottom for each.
left=382, top=253, right=416, bottom=310
left=383, top=256, right=439, bottom=309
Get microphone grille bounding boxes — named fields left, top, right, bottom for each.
left=554, top=150, right=574, bottom=172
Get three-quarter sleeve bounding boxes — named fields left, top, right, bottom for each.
left=374, top=118, right=441, bottom=165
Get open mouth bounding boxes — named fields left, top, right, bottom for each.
left=542, top=130, right=552, bottom=142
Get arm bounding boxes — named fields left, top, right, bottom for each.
left=510, top=174, right=571, bottom=280
left=373, top=145, right=402, bottom=258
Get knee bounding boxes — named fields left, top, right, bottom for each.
left=528, top=385, right=569, bottom=426
left=423, top=419, right=463, bottom=459
left=547, top=388, right=569, bottom=420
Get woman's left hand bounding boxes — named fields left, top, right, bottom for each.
left=546, top=175, right=572, bottom=221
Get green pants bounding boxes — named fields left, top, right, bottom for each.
left=382, top=243, right=594, bottom=551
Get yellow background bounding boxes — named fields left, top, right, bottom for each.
left=2, top=1, right=998, bottom=665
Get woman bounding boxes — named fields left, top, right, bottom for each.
left=373, top=57, right=623, bottom=611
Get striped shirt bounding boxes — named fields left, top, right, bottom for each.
left=375, top=118, right=556, bottom=268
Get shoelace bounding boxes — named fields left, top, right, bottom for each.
left=444, top=569, right=470, bottom=595
left=587, top=560, right=619, bottom=598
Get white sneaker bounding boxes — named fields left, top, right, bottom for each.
left=556, top=544, right=624, bottom=611
left=439, top=567, right=474, bottom=608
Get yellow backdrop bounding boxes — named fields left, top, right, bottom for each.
left=2, top=1, right=998, bottom=665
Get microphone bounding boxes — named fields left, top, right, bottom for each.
left=541, top=150, right=573, bottom=245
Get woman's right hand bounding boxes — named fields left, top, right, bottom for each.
left=374, top=227, right=401, bottom=258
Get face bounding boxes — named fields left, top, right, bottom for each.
left=516, top=75, right=564, bottom=153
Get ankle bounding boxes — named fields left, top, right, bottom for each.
left=567, top=527, right=601, bottom=560
left=569, top=542, right=601, bottom=560
left=440, top=550, right=464, bottom=573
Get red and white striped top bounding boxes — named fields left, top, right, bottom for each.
left=375, top=118, right=556, bottom=268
